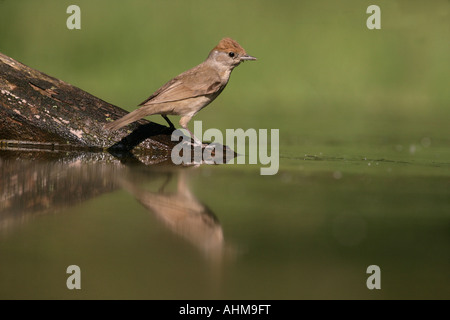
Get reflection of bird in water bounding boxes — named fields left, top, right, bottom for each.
left=119, top=169, right=226, bottom=262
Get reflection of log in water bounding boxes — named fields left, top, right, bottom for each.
left=0, top=149, right=122, bottom=234
left=0, top=148, right=232, bottom=265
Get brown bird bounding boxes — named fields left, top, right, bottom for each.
left=104, top=37, right=256, bottom=142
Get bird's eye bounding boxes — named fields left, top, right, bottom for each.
left=228, top=52, right=235, bottom=58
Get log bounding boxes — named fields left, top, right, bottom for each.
left=0, top=52, right=177, bottom=153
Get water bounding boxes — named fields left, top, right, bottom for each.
left=0, top=140, right=448, bottom=299
left=1, top=0, right=450, bottom=301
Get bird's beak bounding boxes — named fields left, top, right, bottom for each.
left=240, top=54, right=257, bottom=61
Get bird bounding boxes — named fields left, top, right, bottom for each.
left=104, top=37, right=256, bottom=143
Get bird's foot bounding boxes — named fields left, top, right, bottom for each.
left=180, top=139, right=210, bottom=148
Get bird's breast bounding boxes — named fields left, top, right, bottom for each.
left=219, top=68, right=232, bottom=81
left=166, top=95, right=213, bottom=117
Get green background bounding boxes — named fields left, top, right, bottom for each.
left=2, top=0, right=449, bottom=137
left=0, top=0, right=449, bottom=299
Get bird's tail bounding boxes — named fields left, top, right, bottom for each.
left=104, top=107, right=152, bottom=131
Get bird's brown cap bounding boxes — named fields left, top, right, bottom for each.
left=211, top=37, right=248, bottom=55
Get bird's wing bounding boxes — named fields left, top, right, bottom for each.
left=138, top=64, right=223, bottom=106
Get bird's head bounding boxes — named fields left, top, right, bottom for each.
left=207, top=37, right=257, bottom=69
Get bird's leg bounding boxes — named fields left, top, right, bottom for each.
left=161, top=115, right=175, bottom=129
left=185, top=128, right=203, bottom=146
left=158, top=172, right=173, bottom=193
left=179, top=116, right=202, bottom=146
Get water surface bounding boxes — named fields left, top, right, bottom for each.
left=0, top=138, right=448, bottom=299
